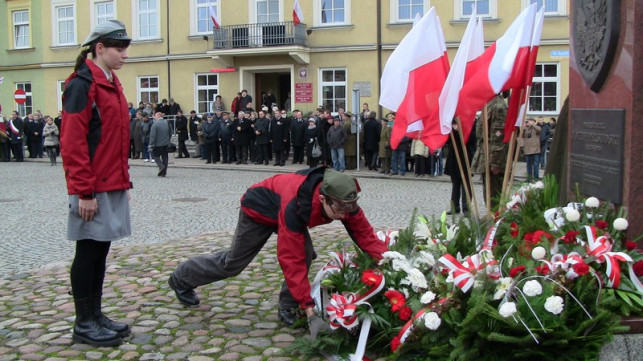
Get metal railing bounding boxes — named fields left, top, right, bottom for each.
left=212, top=21, right=307, bottom=49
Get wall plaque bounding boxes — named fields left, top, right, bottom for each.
left=353, top=82, right=371, bottom=97
left=570, top=109, right=625, bottom=204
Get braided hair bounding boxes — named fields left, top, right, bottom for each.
left=73, top=37, right=131, bottom=72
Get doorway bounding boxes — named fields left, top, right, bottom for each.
left=240, top=65, right=294, bottom=112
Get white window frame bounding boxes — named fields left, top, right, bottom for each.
left=319, top=68, right=347, bottom=114
left=251, top=0, right=282, bottom=24
left=52, top=1, right=77, bottom=46
left=313, top=0, right=351, bottom=27
left=523, top=0, right=567, bottom=16
left=195, top=73, right=220, bottom=114
left=390, top=0, right=430, bottom=24
left=57, top=80, right=66, bottom=113
left=92, top=0, right=116, bottom=26
left=528, top=62, right=560, bottom=116
left=191, top=0, right=220, bottom=35
left=132, top=0, right=160, bottom=40
left=137, top=76, right=160, bottom=105
left=12, top=10, right=30, bottom=49
left=454, top=0, right=497, bottom=20
left=15, top=82, right=33, bottom=117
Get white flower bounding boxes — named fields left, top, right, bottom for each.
left=446, top=224, right=459, bottom=242
left=420, top=291, right=436, bottom=304
left=413, top=251, right=436, bottom=268
left=613, top=218, right=628, bottom=231
left=392, top=258, right=412, bottom=272
left=445, top=273, right=454, bottom=284
left=493, top=277, right=513, bottom=300
left=414, top=221, right=431, bottom=239
left=544, top=296, right=565, bottom=315
left=382, top=251, right=406, bottom=261
left=506, top=194, right=523, bottom=209
left=530, top=181, right=544, bottom=189
left=585, top=197, right=600, bottom=208
left=499, top=302, right=517, bottom=318
left=565, top=208, right=581, bottom=222
left=522, top=280, right=542, bottom=297
left=401, top=268, right=428, bottom=291
left=531, top=246, right=546, bottom=260
left=423, top=312, right=441, bottom=330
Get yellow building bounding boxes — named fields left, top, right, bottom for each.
left=0, top=0, right=569, bottom=119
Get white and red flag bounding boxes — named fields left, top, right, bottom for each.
left=293, top=0, right=304, bottom=25
left=379, top=8, right=449, bottom=150
left=504, top=7, right=544, bottom=142
left=455, top=3, right=538, bottom=133
left=209, top=4, right=221, bottom=29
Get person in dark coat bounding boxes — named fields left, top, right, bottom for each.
left=290, top=110, right=307, bottom=164
left=219, top=112, right=233, bottom=163
left=8, top=112, right=24, bottom=162
left=188, top=110, right=200, bottom=158
left=305, top=118, right=323, bottom=168
left=175, top=110, right=190, bottom=158
left=233, top=111, right=252, bottom=164
left=362, top=111, right=381, bottom=170
left=444, top=119, right=476, bottom=215
left=202, top=114, right=220, bottom=164
left=254, top=110, right=270, bottom=165
left=240, top=90, right=253, bottom=111
left=270, top=110, right=288, bottom=166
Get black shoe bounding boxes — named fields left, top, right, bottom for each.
left=205, top=161, right=211, bottom=164
left=168, top=274, right=200, bottom=306
left=446, top=209, right=461, bottom=215
left=91, top=293, right=130, bottom=338
left=72, top=297, right=122, bottom=347
left=273, top=163, right=280, bottom=166
left=462, top=209, right=470, bottom=216
left=277, top=308, right=299, bottom=326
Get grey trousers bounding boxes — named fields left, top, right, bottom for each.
left=172, top=209, right=314, bottom=309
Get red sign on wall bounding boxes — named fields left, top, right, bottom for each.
left=295, top=82, right=312, bottom=103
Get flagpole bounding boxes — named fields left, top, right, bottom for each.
left=482, top=106, right=491, bottom=215
left=501, top=88, right=524, bottom=195
left=507, top=89, right=531, bottom=192
left=455, top=118, right=480, bottom=220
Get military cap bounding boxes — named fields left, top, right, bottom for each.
left=82, top=19, right=130, bottom=46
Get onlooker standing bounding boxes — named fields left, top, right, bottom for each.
left=168, top=98, right=181, bottom=115
left=60, top=19, right=132, bottom=347
left=290, top=110, right=307, bottom=164
left=219, top=112, right=233, bottom=163
left=175, top=110, right=190, bottom=158
left=240, top=90, right=253, bottom=111
left=522, top=118, right=541, bottom=182
left=42, top=116, right=60, bottom=166
left=141, top=114, right=153, bottom=162
left=149, top=112, right=171, bottom=176
left=411, top=132, right=430, bottom=177
left=188, top=110, right=201, bottom=158
left=444, top=120, right=475, bottom=215
left=212, top=95, right=225, bottom=113
left=254, top=110, right=270, bottom=165
left=537, top=116, right=550, bottom=169
left=270, top=110, right=288, bottom=166
left=391, top=135, right=411, bottom=176
left=0, top=116, right=10, bottom=162
left=327, top=117, right=347, bottom=172
left=343, top=113, right=360, bottom=170
left=378, top=115, right=393, bottom=174
left=129, top=111, right=137, bottom=158
left=202, top=114, right=220, bottom=164
left=305, top=118, right=323, bottom=168
left=362, top=111, right=381, bottom=171
left=233, top=111, right=252, bottom=164
left=8, top=111, right=24, bottom=162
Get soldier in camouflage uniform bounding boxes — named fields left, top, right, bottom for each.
left=471, top=92, right=509, bottom=210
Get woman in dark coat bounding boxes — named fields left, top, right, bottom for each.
left=444, top=119, right=476, bottom=215
left=305, top=118, right=323, bottom=168
left=269, top=114, right=288, bottom=166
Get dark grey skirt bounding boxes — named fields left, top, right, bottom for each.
left=67, top=190, right=131, bottom=241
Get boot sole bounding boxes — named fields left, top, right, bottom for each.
left=168, top=275, right=200, bottom=307
left=72, top=333, right=123, bottom=347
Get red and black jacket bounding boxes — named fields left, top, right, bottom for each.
left=241, top=166, right=387, bottom=308
left=61, top=59, right=131, bottom=196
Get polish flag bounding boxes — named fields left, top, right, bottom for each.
left=455, top=4, right=538, bottom=131
left=379, top=8, right=449, bottom=150
left=209, top=5, right=221, bottom=29
left=504, top=7, right=544, bottom=141
left=293, top=0, right=304, bottom=25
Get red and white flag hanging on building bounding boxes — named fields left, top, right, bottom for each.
left=379, top=8, right=449, bottom=151
left=209, top=4, right=221, bottom=29
left=455, top=3, right=537, bottom=133
left=293, top=0, right=304, bottom=25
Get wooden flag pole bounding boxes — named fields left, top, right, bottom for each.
left=507, top=87, right=532, bottom=192
left=455, top=117, right=480, bottom=220
left=501, top=88, right=526, bottom=196
left=449, top=130, right=479, bottom=220
left=482, top=106, right=491, bottom=215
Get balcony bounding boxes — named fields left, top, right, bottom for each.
left=207, top=21, right=310, bottom=66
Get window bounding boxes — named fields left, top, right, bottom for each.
left=256, top=0, right=280, bottom=23
left=137, top=0, right=160, bottom=39
left=57, top=80, right=66, bottom=113
left=526, top=0, right=566, bottom=16
left=314, top=0, right=351, bottom=26
left=55, top=4, right=76, bottom=45
left=16, top=83, right=33, bottom=116
left=528, top=63, right=559, bottom=114
left=391, top=0, right=429, bottom=23
left=195, top=74, right=219, bottom=114
left=455, top=0, right=496, bottom=19
left=13, top=10, right=30, bottom=49
left=138, top=76, right=159, bottom=105
left=95, top=1, right=115, bottom=25
left=320, top=69, right=346, bottom=113
left=195, top=0, right=218, bottom=34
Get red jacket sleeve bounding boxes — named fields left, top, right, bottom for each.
left=342, top=208, right=388, bottom=260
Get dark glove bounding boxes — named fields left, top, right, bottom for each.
left=307, top=313, right=330, bottom=339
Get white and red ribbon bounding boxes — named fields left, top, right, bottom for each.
left=9, top=119, right=20, bottom=135
left=438, top=254, right=485, bottom=293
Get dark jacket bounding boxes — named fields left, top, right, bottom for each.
left=363, top=118, right=381, bottom=151
left=254, top=116, right=270, bottom=145
left=444, top=129, right=476, bottom=179
left=270, top=117, right=288, bottom=150
left=202, top=119, right=220, bottom=144
left=188, top=115, right=199, bottom=141
left=326, top=124, right=347, bottom=149
left=175, top=115, right=189, bottom=141
left=290, top=117, right=307, bottom=147
left=219, top=118, right=233, bottom=141
left=232, top=118, right=252, bottom=146
left=305, top=125, right=323, bottom=158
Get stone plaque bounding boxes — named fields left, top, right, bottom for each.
left=570, top=109, right=625, bottom=203
left=353, top=82, right=371, bottom=97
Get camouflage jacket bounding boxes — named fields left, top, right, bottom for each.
left=471, top=95, right=509, bottom=173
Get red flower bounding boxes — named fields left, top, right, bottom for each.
left=535, top=265, right=550, bottom=275
left=510, top=265, right=526, bottom=278
left=391, top=336, right=402, bottom=352
left=625, top=241, right=638, bottom=251
left=361, top=270, right=383, bottom=287
left=398, top=306, right=412, bottom=321
left=563, top=230, right=579, bottom=244
left=634, top=260, right=643, bottom=277
left=572, top=262, right=590, bottom=276
left=385, top=290, right=407, bottom=312
left=510, top=222, right=519, bottom=238
left=595, top=220, right=608, bottom=230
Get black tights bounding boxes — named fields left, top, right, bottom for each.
left=70, top=240, right=111, bottom=299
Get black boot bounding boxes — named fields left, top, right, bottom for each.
left=92, top=293, right=131, bottom=338
left=72, top=297, right=122, bottom=347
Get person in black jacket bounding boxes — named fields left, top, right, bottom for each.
left=233, top=111, right=252, bottom=164
left=270, top=110, right=288, bottom=166
left=290, top=110, right=307, bottom=164
left=202, top=114, right=220, bottom=164
left=254, top=110, right=270, bottom=165
left=8, top=111, right=25, bottom=162
left=305, top=118, right=323, bottom=168
left=219, top=112, right=233, bottom=163
left=444, top=119, right=476, bottom=215
left=175, top=110, right=189, bottom=158
left=362, top=111, right=381, bottom=171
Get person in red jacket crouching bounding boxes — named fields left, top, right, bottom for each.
left=168, top=166, right=387, bottom=338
